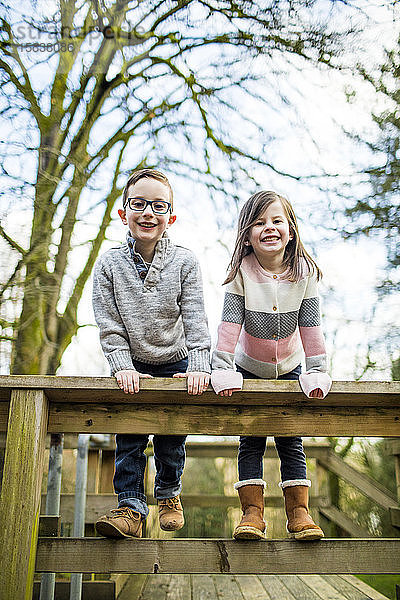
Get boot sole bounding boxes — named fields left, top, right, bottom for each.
left=95, top=520, right=142, bottom=538
left=160, top=520, right=185, bottom=532
left=233, top=525, right=266, bottom=540
left=289, top=528, right=324, bottom=541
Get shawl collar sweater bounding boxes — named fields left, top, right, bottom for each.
left=92, top=234, right=211, bottom=375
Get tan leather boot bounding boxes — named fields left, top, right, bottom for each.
left=158, top=496, right=185, bottom=531
left=283, top=485, right=324, bottom=541
left=233, top=485, right=266, bottom=540
left=95, top=507, right=143, bottom=538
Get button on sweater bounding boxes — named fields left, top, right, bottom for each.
left=92, top=234, right=211, bottom=375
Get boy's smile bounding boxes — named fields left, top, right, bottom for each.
left=118, top=177, right=176, bottom=262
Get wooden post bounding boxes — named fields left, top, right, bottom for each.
left=0, top=389, right=48, bottom=600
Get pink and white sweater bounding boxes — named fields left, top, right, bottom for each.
left=211, top=253, right=331, bottom=398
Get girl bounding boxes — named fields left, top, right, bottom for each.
left=211, top=191, right=331, bottom=542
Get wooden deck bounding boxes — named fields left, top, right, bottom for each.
left=120, top=574, right=390, bottom=600
left=1, top=377, right=399, bottom=599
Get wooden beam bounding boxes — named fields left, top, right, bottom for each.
left=35, top=538, right=400, bottom=574
left=38, top=516, right=61, bottom=537
left=43, top=493, right=328, bottom=523
left=0, top=389, right=48, bottom=600
left=390, top=507, right=400, bottom=529
left=317, top=451, right=397, bottom=509
left=47, top=402, right=400, bottom=437
left=1, top=376, right=399, bottom=406
left=318, top=506, right=371, bottom=538
left=384, top=439, right=400, bottom=455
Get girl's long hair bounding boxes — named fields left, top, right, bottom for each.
left=224, top=191, right=322, bottom=284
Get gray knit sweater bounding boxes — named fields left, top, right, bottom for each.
left=92, top=234, right=211, bottom=375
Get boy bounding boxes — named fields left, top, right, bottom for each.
left=92, top=168, right=211, bottom=538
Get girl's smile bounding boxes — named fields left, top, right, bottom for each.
left=247, top=200, right=293, bottom=270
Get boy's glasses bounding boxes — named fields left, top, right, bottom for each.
left=124, top=198, right=171, bottom=215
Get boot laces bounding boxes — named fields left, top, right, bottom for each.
left=159, top=496, right=180, bottom=509
left=110, top=507, right=140, bottom=519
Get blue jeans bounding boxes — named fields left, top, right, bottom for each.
left=114, top=357, right=188, bottom=519
left=237, top=365, right=308, bottom=486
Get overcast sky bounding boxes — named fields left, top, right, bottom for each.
left=1, top=1, right=399, bottom=379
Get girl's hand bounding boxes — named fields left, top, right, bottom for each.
left=115, top=369, right=153, bottom=394
left=173, top=371, right=210, bottom=395
left=219, top=389, right=236, bottom=397
left=309, top=387, right=324, bottom=399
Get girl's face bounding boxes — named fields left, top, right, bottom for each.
left=247, top=200, right=293, bottom=268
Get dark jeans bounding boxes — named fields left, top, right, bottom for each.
left=237, top=364, right=308, bottom=485
left=114, top=357, right=188, bottom=519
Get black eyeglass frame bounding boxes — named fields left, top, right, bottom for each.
left=123, top=197, right=172, bottom=214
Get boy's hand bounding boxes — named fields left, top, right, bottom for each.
left=115, top=369, right=153, bottom=394
left=308, top=388, right=324, bottom=399
left=173, top=371, right=210, bottom=395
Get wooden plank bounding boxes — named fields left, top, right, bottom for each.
left=100, top=449, right=115, bottom=493
left=395, top=455, right=400, bottom=503
left=191, top=575, right=217, bottom=600
left=0, top=389, right=48, bottom=600
left=47, top=403, right=400, bottom=437
left=339, top=575, right=391, bottom=600
left=258, top=575, right=297, bottom=599
left=318, top=452, right=397, bottom=509
left=236, top=575, right=272, bottom=599
left=213, top=574, right=243, bottom=600
left=276, top=575, right=321, bottom=600
left=384, top=439, right=400, bottom=456
left=0, top=435, right=328, bottom=458
left=185, top=440, right=330, bottom=460
left=321, top=575, right=372, bottom=599
left=165, top=574, right=191, bottom=600
left=0, top=401, right=9, bottom=431
left=87, top=449, right=101, bottom=494
left=117, top=575, right=148, bottom=600
left=38, top=515, right=61, bottom=537
left=35, top=538, right=400, bottom=574
left=44, top=493, right=326, bottom=523
left=390, top=507, right=400, bottom=528
left=140, top=574, right=171, bottom=600
left=1, top=376, right=399, bottom=406
left=319, top=506, right=371, bottom=538
left=298, top=575, right=352, bottom=600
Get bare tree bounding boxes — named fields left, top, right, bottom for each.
left=0, top=0, right=355, bottom=374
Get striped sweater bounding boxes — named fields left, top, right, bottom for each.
left=211, top=253, right=331, bottom=396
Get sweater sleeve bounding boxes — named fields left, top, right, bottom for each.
left=211, top=270, right=245, bottom=392
left=179, top=254, right=211, bottom=373
left=92, top=259, right=135, bottom=375
left=298, top=272, right=332, bottom=398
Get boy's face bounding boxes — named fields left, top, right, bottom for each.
left=118, top=177, right=175, bottom=246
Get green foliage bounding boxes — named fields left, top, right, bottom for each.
left=177, top=457, right=232, bottom=538
left=337, top=440, right=397, bottom=538
left=344, top=35, right=400, bottom=294
left=356, top=575, right=400, bottom=600
left=0, top=0, right=357, bottom=374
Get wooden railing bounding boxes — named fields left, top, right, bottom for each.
left=0, top=376, right=399, bottom=600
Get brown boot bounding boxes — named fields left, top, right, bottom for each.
left=95, top=507, right=143, bottom=538
left=233, top=485, right=266, bottom=540
left=158, top=496, right=185, bottom=531
left=283, top=485, right=324, bottom=541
